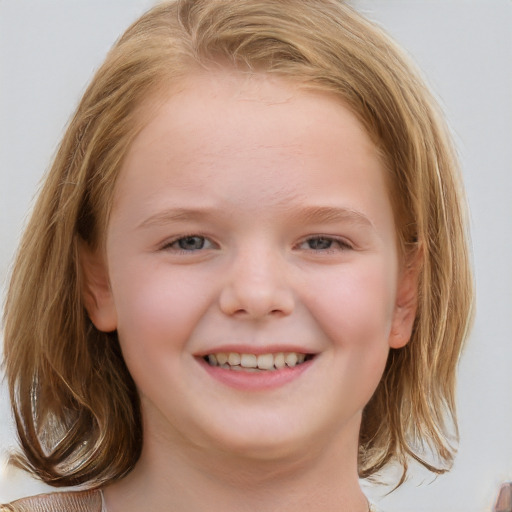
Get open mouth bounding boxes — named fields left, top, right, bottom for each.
left=203, top=352, right=314, bottom=372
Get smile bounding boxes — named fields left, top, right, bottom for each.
left=204, top=352, right=313, bottom=371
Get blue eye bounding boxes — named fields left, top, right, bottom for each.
left=306, top=237, right=333, bottom=250
left=169, top=236, right=209, bottom=251
left=300, top=236, right=352, bottom=251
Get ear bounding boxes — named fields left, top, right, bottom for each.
left=79, top=240, right=117, bottom=332
left=389, top=247, right=422, bottom=349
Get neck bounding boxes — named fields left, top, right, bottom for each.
left=104, top=416, right=369, bottom=512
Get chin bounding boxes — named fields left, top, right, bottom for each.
left=198, top=415, right=329, bottom=463
left=214, top=438, right=317, bottom=469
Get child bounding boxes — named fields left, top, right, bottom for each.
left=1, top=1, right=473, bottom=511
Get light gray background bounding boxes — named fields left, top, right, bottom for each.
left=1, top=1, right=511, bottom=511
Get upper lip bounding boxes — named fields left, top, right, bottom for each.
left=194, top=344, right=317, bottom=357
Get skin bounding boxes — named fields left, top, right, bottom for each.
left=82, top=70, right=418, bottom=512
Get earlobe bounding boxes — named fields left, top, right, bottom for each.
left=389, top=248, right=422, bottom=349
left=79, top=240, right=118, bottom=332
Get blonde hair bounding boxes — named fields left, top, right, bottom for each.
left=3, top=0, right=473, bottom=489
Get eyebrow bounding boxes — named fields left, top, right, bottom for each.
left=294, top=206, right=375, bottom=230
left=137, top=208, right=214, bottom=229
left=138, top=205, right=375, bottom=231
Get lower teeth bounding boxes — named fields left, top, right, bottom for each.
left=221, top=364, right=272, bottom=372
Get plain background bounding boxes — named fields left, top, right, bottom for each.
left=1, top=1, right=511, bottom=511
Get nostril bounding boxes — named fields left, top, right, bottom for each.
left=218, top=268, right=295, bottom=319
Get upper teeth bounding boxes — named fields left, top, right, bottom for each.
left=206, top=352, right=307, bottom=371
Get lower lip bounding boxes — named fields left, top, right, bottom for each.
left=198, top=358, right=313, bottom=391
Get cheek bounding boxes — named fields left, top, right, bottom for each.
left=110, top=267, right=210, bottom=398
left=295, top=261, right=398, bottom=423
left=110, top=261, right=211, bottom=354
left=306, top=259, right=397, bottom=351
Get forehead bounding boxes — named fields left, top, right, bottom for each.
left=111, top=69, right=393, bottom=235
left=121, top=69, right=382, bottom=181
left=130, top=68, right=379, bottom=145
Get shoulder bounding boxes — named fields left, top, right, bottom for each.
left=0, top=490, right=102, bottom=512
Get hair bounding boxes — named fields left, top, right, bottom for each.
left=3, top=0, right=473, bottom=490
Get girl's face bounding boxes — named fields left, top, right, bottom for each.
left=83, top=70, right=417, bottom=462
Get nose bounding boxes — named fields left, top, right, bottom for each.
left=219, top=247, right=295, bottom=319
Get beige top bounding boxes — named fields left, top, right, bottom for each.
left=0, top=490, right=102, bottom=512
left=1, top=490, right=379, bottom=512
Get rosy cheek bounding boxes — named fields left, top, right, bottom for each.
left=314, top=266, right=393, bottom=337
left=113, top=269, right=206, bottom=349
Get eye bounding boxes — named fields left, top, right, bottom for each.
left=299, top=236, right=352, bottom=251
left=165, top=235, right=214, bottom=251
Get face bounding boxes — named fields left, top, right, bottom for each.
left=83, top=70, right=417, bottom=462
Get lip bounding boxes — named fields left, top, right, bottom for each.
left=194, top=344, right=316, bottom=357
left=196, top=354, right=315, bottom=391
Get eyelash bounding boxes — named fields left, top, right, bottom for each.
left=161, top=234, right=353, bottom=253
left=162, top=235, right=216, bottom=252
left=297, top=235, right=353, bottom=252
